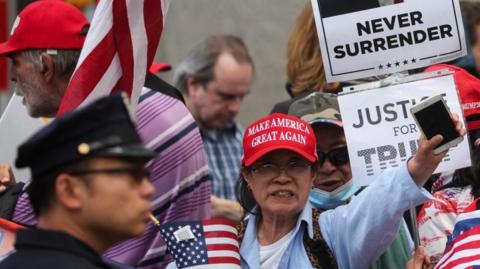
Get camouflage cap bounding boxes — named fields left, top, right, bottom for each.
left=288, top=92, right=342, bottom=127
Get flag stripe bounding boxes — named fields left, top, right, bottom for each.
left=207, top=250, right=240, bottom=259
left=205, top=238, right=238, bottom=246
left=206, top=244, right=239, bottom=252
left=203, top=224, right=238, bottom=235
left=57, top=29, right=116, bottom=114
left=57, top=0, right=169, bottom=116
left=208, top=257, right=241, bottom=265
left=144, top=0, right=163, bottom=68
left=204, top=231, right=237, bottom=240
left=186, top=264, right=241, bottom=269
left=113, top=0, right=134, bottom=97
left=203, top=219, right=237, bottom=227
left=76, top=0, right=113, bottom=65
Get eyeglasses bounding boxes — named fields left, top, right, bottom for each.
left=67, top=167, right=151, bottom=183
left=249, top=160, right=312, bottom=181
left=317, top=146, right=349, bottom=167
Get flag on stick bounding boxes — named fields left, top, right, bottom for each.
left=57, top=0, right=171, bottom=116
left=159, top=219, right=241, bottom=269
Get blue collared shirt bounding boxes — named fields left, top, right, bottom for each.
left=240, top=163, right=432, bottom=269
left=201, top=122, right=243, bottom=200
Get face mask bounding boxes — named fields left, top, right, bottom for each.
left=309, top=180, right=359, bottom=209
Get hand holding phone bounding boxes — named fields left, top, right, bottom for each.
left=410, top=94, right=462, bottom=154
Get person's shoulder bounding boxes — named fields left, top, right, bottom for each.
left=0, top=249, right=99, bottom=269
left=142, top=73, right=185, bottom=104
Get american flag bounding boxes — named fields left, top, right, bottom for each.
left=160, top=219, right=241, bottom=269
left=56, top=0, right=171, bottom=116
left=435, top=199, right=480, bottom=269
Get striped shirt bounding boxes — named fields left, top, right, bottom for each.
left=13, top=81, right=212, bottom=269
left=201, top=123, right=243, bottom=200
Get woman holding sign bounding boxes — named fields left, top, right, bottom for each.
left=235, top=112, right=463, bottom=269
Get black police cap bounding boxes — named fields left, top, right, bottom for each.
left=15, top=94, right=156, bottom=178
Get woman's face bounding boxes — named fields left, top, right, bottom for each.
left=243, top=150, right=315, bottom=219
left=313, top=124, right=352, bottom=192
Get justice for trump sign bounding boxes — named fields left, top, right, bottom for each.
left=338, top=71, right=470, bottom=186
left=312, top=0, right=466, bottom=82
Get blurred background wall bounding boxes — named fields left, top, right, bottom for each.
left=156, top=0, right=306, bottom=126
left=1, top=0, right=307, bottom=126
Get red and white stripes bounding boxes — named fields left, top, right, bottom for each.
left=56, top=0, right=170, bottom=117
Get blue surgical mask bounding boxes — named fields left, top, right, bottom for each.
left=309, top=180, right=359, bottom=209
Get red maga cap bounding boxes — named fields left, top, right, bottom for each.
left=0, top=0, right=89, bottom=56
left=425, top=64, right=480, bottom=131
left=242, top=113, right=318, bottom=166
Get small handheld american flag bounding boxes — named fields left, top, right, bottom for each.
left=158, top=218, right=241, bottom=269
left=434, top=199, right=480, bottom=269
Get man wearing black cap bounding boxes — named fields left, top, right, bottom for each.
left=0, top=95, right=155, bottom=268
left=0, top=1, right=211, bottom=267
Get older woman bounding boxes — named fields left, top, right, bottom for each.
left=236, top=112, right=463, bottom=269
left=167, top=112, right=464, bottom=269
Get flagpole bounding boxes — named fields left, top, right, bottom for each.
left=409, top=208, right=420, bottom=248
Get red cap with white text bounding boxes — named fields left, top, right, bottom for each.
left=425, top=64, right=480, bottom=131
left=242, top=113, right=318, bottom=166
left=0, top=0, right=89, bottom=56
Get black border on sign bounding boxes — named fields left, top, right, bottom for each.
left=317, top=0, right=463, bottom=77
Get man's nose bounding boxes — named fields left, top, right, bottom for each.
left=228, top=97, right=242, bottom=114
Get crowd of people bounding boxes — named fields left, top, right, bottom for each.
left=0, top=0, right=478, bottom=268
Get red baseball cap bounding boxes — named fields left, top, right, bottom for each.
left=0, top=0, right=89, bottom=56
left=425, top=64, right=480, bottom=131
left=242, top=113, right=318, bottom=166
left=149, top=62, right=172, bottom=73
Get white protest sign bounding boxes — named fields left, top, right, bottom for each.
left=338, top=72, right=470, bottom=186
left=311, top=0, right=466, bottom=82
left=0, top=95, right=49, bottom=182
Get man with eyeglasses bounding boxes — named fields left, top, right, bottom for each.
left=0, top=1, right=210, bottom=267
left=174, top=34, right=254, bottom=221
left=0, top=95, right=155, bottom=269
left=288, top=92, right=414, bottom=269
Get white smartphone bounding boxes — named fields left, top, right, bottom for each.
left=410, top=94, right=462, bottom=154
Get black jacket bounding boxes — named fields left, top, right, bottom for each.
left=0, top=229, right=129, bottom=269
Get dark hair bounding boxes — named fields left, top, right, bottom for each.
left=28, top=159, right=91, bottom=216
left=236, top=167, right=257, bottom=217
left=440, top=143, right=480, bottom=198
left=460, top=1, right=480, bottom=46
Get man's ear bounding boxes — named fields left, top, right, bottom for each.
left=186, top=77, right=203, bottom=97
left=40, top=52, right=55, bottom=83
left=55, top=173, right=87, bottom=210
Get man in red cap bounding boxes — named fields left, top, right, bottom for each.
left=0, top=1, right=211, bottom=268
left=1, top=0, right=89, bottom=117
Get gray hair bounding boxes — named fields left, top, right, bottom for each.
left=173, top=34, right=254, bottom=95
left=22, top=49, right=81, bottom=80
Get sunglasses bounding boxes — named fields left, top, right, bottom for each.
left=317, top=146, right=349, bottom=166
